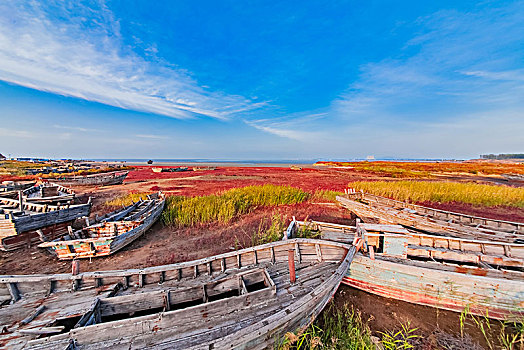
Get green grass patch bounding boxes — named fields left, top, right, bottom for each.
left=252, top=213, right=288, bottom=246
left=311, top=190, right=344, bottom=202
left=351, top=181, right=524, bottom=208
left=162, top=185, right=310, bottom=227
left=105, top=192, right=152, bottom=207
left=276, top=304, right=375, bottom=349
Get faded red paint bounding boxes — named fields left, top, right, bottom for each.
left=453, top=266, right=488, bottom=276
left=342, top=276, right=520, bottom=320
left=1, top=221, right=72, bottom=251
left=288, top=249, right=296, bottom=284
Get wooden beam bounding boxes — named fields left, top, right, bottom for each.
left=7, top=282, right=20, bottom=303
left=20, top=305, right=46, bottom=325
left=315, top=244, right=323, bottom=262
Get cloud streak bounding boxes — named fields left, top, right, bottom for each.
left=334, top=2, right=524, bottom=128
left=0, top=1, right=257, bottom=120
left=53, top=124, right=104, bottom=133
left=245, top=113, right=326, bottom=141
left=135, top=134, right=170, bottom=140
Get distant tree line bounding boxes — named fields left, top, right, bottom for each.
left=480, top=153, right=524, bottom=160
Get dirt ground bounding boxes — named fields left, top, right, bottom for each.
left=1, top=165, right=523, bottom=349
left=327, top=286, right=504, bottom=349
left=0, top=201, right=355, bottom=275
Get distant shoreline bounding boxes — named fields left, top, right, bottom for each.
left=92, top=158, right=460, bottom=168
left=119, top=161, right=317, bottom=168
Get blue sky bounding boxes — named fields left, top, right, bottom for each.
left=0, top=0, right=523, bottom=159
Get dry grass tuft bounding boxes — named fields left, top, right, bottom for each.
left=105, top=192, right=153, bottom=207
left=162, top=184, right=310, bottom=227
left=350, top=181, right=524, bottom=207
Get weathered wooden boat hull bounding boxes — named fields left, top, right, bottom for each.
left=22, top=182, right=76, bottom=205
left=343, top=254, right=524, bottom=320
left=109, top=199, right=165, bottom=254
left=0, top=181, right=36, bottom=195
left=348, top=192, right=523, bottom=234
left=503, top=174, right=524, bottom=182
left=294, top=219, right=524, bottom=320
left=296, top=220, right=524, bottom=268
left=0, top=222, right=72, bottom=251
left=53, top=171, right=129, bottom=186
left=42, top=198, right=165, bottom=259
left=336, top=195, right=523, bottom=243
left=0, top=239, right=355, bottom=349
left=0, top=201, right=92, bottom=251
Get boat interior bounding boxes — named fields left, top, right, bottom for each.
left=0, top=239, right=351, bottom=349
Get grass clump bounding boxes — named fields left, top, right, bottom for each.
left=351, top=180, right=524, bottom=208
left=379, top=323, right=420, bottom=349
left=459, top=307, right=524, bottom=350
left=252, top=214, right=288, bottom=245
left=105, top=192, right=152, bottom=207
left=0, top=160, right=50, bottom=176
left=163, top=185, right=309, bottom=227
left=311, top=190, right=344, bottom=202
left=276, top=304, right=375, bottom=350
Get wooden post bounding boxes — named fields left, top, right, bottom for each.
left=71, top=260, right=80, bottom=275
left=36, top=229, right=46, bottom=242
left=288, top=249, right=296, bottom=284
left=18, top=191, right=24, bottom=213
left=7, top=283, right=20, bottom=303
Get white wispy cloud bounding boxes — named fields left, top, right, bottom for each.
left=135, top=134, right=170, bottom=140
left=461, top=70, right=524, bottom=82
left=53, top=124, right=104, bottom=133
left=245, top=113, right=327, bottom=141
left=0, top=1, right=258, bottom=120
left=0, top=128, right=35, bottom=138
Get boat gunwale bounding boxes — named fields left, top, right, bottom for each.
left=296, top=219, right=524, bottom=248
left=25, top=249, right=354, bottom=348
left=0, top=238, right=352, bottom=283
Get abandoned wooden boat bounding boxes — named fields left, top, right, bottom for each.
left=502, top=173, right=524, bottom=182
left=52, top=170, right=129, bottom=187
left=293, top=220, right=524, bottom=320
left=151, top=167, right=163, bottom=173
left=0, top=181, right=37, bottom=198
left=193, top=166, right=216, bottom=171
left=348, top=191, right=523, bottom=234
left=296, top=220, right=524, bottom=268
left=0, top=197, right=92, bottom=251
left=336, top=195, right=524, bottom=243
left=0, top=239, right=355, bottom=349
left=39, top=193, right=165, bottom=259
left=20, top=182, right=75, bottom=205
left=0, top=181, right=36, bottom=193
